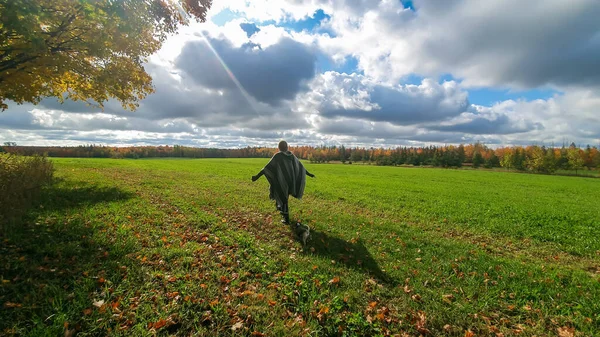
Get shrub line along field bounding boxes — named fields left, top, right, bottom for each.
left=1, top=158, right=599, bottom=336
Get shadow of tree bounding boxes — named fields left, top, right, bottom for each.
left=297, top=228, right=395, bottom=285
left=37, top=178, right=135, bottom=212
left=0, top=180, right=136, bottom=335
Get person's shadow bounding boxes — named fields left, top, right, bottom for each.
left=295, top=227, right=395, bottom=286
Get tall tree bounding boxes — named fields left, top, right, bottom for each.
left=484, top=152, right=499, bottom=168
left=512, top=148, right=526, bottom=171
left=0, top=0, right=211, bottom=111
left=593, top=147, right=600, bottom=169
left=500, top=151, right=513, bottom=170
left=456, top=144, right=466, bottom=165
left=543, top=146, right=556, bottom=173
left=472, top=151, right=483, bottom=168
left=567, top=147, right=584, bottom=175
left=557, top=146, right=569, bottom=170
left=526, top=146, right=545, bottom=172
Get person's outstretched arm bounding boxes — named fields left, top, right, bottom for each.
left=306, top=170, right=315, bottom=178
left=252, top=169, right=264, bottom=181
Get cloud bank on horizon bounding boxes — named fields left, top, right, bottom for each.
left=2, top=0, right=600, bottom=148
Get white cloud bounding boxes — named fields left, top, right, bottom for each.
left=2, top=1, right=600, bottom=148
left=297, top=72, right=469, bottom=124
left=314, top=0, right=600, bottom=89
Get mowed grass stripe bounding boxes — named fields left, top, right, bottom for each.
left=1, top=158, right=598, bottom=336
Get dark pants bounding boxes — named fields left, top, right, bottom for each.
left=276, top=200, right=289, bottom=223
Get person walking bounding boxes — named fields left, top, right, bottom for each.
left=252, top=140, right=315, bottom=224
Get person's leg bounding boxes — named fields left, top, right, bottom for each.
left=280, top=199, right=290, bottom=224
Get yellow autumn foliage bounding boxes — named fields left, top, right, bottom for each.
left=0, top=0, right=211, bottom=111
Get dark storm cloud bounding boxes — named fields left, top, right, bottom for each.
left=304, top=73, right=469, bottom=125
left=0, top=103, right=41, bottom=130
left=39, top=97, right=104, bottom=113
left=322, top=84, right=469, bottom=124
left=412, top=0, right=600, bottom=88
left=429, top=115, right=543, bottom=135
left=175, top=36, right=316, bottom=104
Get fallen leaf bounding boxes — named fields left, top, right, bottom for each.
left=268, top=300, right=277, bottom=306
left=83, top=308, right=93, bottom=315
left=153, top=319, right=167, bottom=329
left=557, top=326, right=575, bottom=337
left=92, top=300, right=105, bottom=308
left=318, top=306, right=330, bottom=314
left=4, top=302, right=22, bottom=308
left=231, top=321, right=243, bottom=331
left=251, top=332, right=265, bottom=337
left=442, top=294, right=455, bottom=303
left=329, top=277, right=340, bottom=285
left=368, top=301, right=378, bottom=308
left=414, top=310, right=429, bottom=334
left=464, top=330, right=475, bottom=337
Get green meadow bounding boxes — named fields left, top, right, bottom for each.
left=2, top=158, right=599, bottom=336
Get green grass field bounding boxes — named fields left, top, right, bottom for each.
left=2, top=158, right=599, bottom=336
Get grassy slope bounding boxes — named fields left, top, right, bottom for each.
left=1, top=158, right=599, bottom=336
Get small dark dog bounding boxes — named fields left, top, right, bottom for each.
left=293, top=221, right=311, bottom=246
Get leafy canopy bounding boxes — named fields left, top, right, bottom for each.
left=0, top=0, right=211, bottom=111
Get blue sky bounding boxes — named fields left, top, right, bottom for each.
left=1, top=0, right=599, bottom=148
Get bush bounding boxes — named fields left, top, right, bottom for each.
left=0, top=154, right=54, bottom=228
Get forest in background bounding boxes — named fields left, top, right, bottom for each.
left=2, top=142, right=599, bottom=175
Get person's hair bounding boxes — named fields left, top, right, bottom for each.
left=278, top=140, right=288, bottom=152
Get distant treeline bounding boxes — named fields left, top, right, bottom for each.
left=2, top=142, right=599, bottom=174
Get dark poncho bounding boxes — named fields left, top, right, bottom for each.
left=262, top=151, right=306, bottom=206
